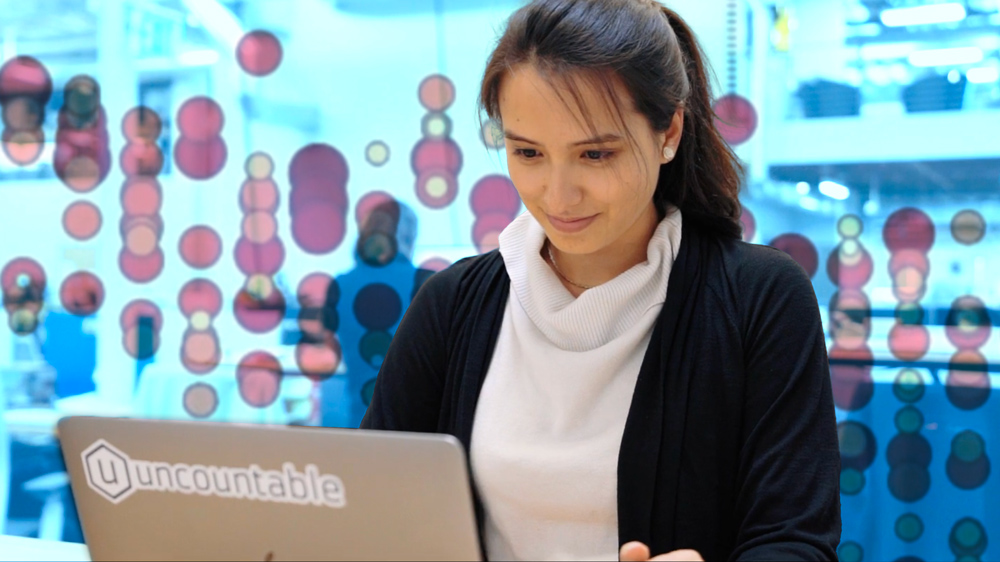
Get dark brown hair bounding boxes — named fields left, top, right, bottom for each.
left=479, top=0, right=744, bottom=239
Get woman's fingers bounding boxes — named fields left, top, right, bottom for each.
left=619, top=542, right=704, bottom=562
left=619, top=541, right=651, bottom=561
left=649, top=549, right=704, bottom=561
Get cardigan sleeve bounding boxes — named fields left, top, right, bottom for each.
left=730, top=247, right=841, bottom=561
left=358, top=261, right=461, bottom=432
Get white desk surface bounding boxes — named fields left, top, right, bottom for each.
left=0, top=535, right=90, bottom=561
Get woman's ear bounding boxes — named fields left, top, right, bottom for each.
left=660, top=107, right=684, bottom=163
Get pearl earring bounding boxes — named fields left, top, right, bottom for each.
left=662, top=146, right=675, bottom=161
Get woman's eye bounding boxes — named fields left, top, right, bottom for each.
left=514, top=148, right=538, bottom=159
left=584, top=150, right=612, bottom=161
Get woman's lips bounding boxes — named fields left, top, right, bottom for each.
left=547, top=214, right=597, bottom=233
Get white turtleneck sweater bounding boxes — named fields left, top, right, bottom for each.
left=469, top=208, right=684, bottom=561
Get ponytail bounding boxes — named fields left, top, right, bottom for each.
left=657, top=5, right=744, bottom=239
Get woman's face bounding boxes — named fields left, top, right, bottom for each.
left=498, top=63, right=680, bottom=256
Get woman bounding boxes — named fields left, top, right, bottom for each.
left=361, top=0, right=841, bottom=560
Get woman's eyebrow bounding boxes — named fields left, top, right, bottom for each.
left=503, top=130, right=623, bottom=147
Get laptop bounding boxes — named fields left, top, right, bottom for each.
left=57, top=416, right=482, bottom=561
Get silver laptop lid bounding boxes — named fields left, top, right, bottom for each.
left=57, top=416, right=482, bottom=562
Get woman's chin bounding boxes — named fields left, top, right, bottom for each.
left=545, top=234, right=605, bottom=256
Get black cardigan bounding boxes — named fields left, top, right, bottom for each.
left=361, top=219, right=841, bottom=561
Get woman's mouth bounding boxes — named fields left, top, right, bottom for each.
left=547, top=214, right=598, bottom=233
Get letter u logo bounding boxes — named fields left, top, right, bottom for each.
left=98, top=460, right=120, bottom=485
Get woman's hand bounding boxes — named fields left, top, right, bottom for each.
left=619, top=541, right=704, bottom=561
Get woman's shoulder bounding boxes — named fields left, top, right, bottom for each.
left=696, top=234, right=823, bottom=348
left=726, top=239, right=811, bottom=279
left=705, top=235, right=818, bottom=308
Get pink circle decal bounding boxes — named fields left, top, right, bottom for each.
left=2, top=129, right=44, bottom=165
left=712, top=94, right=758, bottom=146
left=827, top=245, right=874, bottom=290
left=470, top=175, right=520, bottom=218
left=236, top=351, right=283, bottom=408
left=178, top=279, right=223, bottom=318
left=120, top=299, right=163, bottom=331
left=121, top=178, right=162, bottom=215
left=297, top=273, right=332, bottom=307
left=176, top=96, right=224, bottom=140
left=829, top=345, right=874, bottom=411
left=472, top=212, right=514, bottom=250
left=60, top=271, right=104, bottom=316
left=1, top=257, right=46, bottom=293
left=3, top=97, right=42, bottom=130
left=234, top=237, right=286, bottom=276
left=121, top=106, right=162, bottom=142
left=883, top=207, right=935, bottom=253
left=289, top=143, right=349, bottom=187
left=183, top=383, right=218, bottom=418
left=119, top=141, right=164, bottom=178
left=54, top=149, right=107, bottom=193
left=122, top=325, right=160, bottom=360
left=418, top=74, right=456, bottom=112
left=119, top=248, right=164, bottom=283
left=181, top=328, right=220, bottom=374
left=889, top=249, right=931, bottom=278
left=290, top=185, right=348, bottom=214
left=945, top=296, right=992, bottom=350
left=291, top=205, right=346, bottom=255
left=174, top=136, right=227, bottom=180
left=411, top=137, right=462, bottom=174
left=242, top=211, right=278, bottom=244
left=240, top=178, right=280, bottom=213
left=234, top=288, right=286, bottom=334
left=236, top=30, right=283, bottom=77
left=63, top=201, right=102, bottom=241
left=355, top=191, right=398, bottom=228
left=415, top=168, right=458, bottom=209
left=179, top=225, right=222, bottom=269
left=296, top=338, right=342, bottom=382
left=0, top=56, right=53, bottom=98
left=888, top=323, right=930, bottom=362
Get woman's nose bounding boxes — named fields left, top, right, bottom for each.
left=542, top=165, right=584, bottom=210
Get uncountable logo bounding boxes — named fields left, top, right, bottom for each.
left=81, top=439, right=346, bottom=508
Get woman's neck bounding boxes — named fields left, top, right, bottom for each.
left=543, top=204, right=660, bottom=295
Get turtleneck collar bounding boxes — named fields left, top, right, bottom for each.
left=498, top=207, right=683, bottom=352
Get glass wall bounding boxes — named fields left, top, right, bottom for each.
left=0, top=0, right=996, bottom=559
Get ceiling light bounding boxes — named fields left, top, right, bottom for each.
left=967, top=66, right=1000, bottom=83
left=881, top=3, right=967, bottom=26
left=908, top=47, right=983, bottom=67
left=819, top=181, right=851, bottom=200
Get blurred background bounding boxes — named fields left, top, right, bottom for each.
left=0, top=0, right=997, bottom=560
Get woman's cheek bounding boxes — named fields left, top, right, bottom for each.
left=509, top=168, right=541, bottom=204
